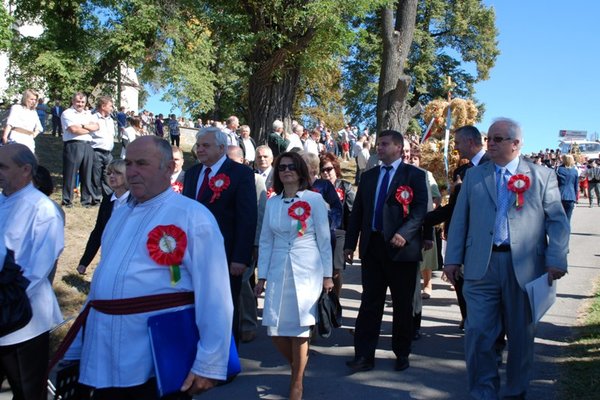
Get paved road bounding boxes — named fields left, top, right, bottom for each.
left=1, top=203, right=597, bottom=399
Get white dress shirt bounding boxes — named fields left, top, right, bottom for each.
left=0, top=183, right=64, bottom=346
left=61, top=107, right=94, bottom=142
left=91, top=112, right=116, bottom=151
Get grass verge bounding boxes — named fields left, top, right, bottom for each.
left=558, top=281, right=600, bottom=399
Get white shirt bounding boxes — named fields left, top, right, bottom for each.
left=61, top=107, right=94, bottom=142
left=357, top=147, right=370, bottom=170
left=286, top=133, right=303, bottom=151
left=241, top=137, right=256, bottom=162
left=471, top=149, right=487, bottom=166
left=0, top=183, right=64, bottom=346
left=304, top=138, right=320, bottom=155
left=90, top=112, right=115, bottom=151
left=6, top=104, right=42, bottom=153
left=223, top=128, right=238, bottom=146
left=110, top=190, right=130, bottom=210
left=65, top=189, right=233, bottom=386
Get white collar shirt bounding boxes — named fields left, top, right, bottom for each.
left=61, top=107, right=94, bottom=142
left=91, top=112, right=116, bottom=151
left=196, top=154, right=228, bottom=197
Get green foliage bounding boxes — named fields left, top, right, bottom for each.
left=344, top=0, right=499, bottom=128
left=0, top=6, right=13, bottom=51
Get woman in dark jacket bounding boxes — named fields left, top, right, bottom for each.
left=319, top=152, right=356, bottom=298
left=77, top=159, right=129, bottom=274
left=556, top=154, right=579, bottom=221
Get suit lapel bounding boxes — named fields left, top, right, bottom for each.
left=386, top=162, right=407, bottom=203
left=484, top=161, right=497, bottom=205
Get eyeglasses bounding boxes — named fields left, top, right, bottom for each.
left=278, top=163, right=297, bottom=172
left=488, top=136, right=513, bottom=143
left=321, top=166, right=334, bottom=173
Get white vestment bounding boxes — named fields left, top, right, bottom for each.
left=65, top=189, right=233, bottom=387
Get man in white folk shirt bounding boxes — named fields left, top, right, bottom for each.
left=90, top=96, right=116, bottom=202
left=62, top=136, right=233, bottom=399
left=0, top=144, right=64, bottom=400
left=61, top=91, right=99, bottom=208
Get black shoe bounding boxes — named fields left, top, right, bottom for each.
left=62, top=203, right=73, bottom=208
left=346, top=356, right=374, bottom=372
left=394, top=356, right=410, bottom=371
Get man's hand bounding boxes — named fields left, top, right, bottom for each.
left=254, top=279, right=266, bottom=297
left=423, top=240, right=434, bottom=251
left=443, top=264, right=461, bottom=286
left=323, top=277, right=334, bottom=292
left=547, top=267, right=566, bottom=285
left=390, top=233, right=406, bottom=248
left=230, top=262, right=247, bottom=276
left=180, top=371, right=215, bottom=395
left=343, top=249, right=354, bottom=265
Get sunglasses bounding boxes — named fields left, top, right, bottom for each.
left=278, top=163, right=297, bottom=172
left=321, top=166, right=334, bottom=173
left=488, top=136, right=513, bottom=143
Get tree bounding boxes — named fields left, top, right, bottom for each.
left=343, top=0, right=499, bottom=131
left=376, top=0, right=420, bottom=134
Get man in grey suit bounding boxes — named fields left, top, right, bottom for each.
left=445, top=118, right=570, bottom=399
left=344, top=130, right=428, bottom=373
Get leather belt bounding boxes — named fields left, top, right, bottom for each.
left=492, top=244, right=511, bottom=252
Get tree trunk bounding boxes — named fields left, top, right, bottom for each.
left=248, top=66, right=299, bottom=145
left=376, top=0, right=421, bottom=135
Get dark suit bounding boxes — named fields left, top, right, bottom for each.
left=345, top=161, right=428, bottom=361
left=51, top=105, right=63, bottom=136
left=425, top=152, right=490, bottom=319
left=183, top=157, right=257, bottom=342
left=79, top=194, right=116, bottom=267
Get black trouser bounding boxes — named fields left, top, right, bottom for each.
left=170, top=135, right=180, bottom=147
left=230, top=273, right=242, bottom=346
left=62, top=140, right=95, bottom=205
left=91, top=378, right=190, bottom=400
left=354, top=233, right=418, bottom=360
left=0, top=331, right=49, bottom=400
left=92, top=149, right=114, bottom=201
left=52, top=116, right=62, bottom=136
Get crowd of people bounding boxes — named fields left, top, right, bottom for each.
left=0, top=88, right=585, bottom=400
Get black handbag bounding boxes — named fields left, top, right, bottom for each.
left=0, top=249, right=32, bottom=337
left=317, top=291, right=342, bottom=338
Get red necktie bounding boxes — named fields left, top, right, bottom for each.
left=196, top=167, right=211, bottom=201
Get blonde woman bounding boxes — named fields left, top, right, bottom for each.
left=2, top=89, right=43, bottom=153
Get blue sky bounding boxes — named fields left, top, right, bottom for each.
left=146, top=0, right=598, bottom=154
left=475, top=0, right=599, bottom=153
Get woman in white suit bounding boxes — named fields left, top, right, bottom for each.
left=255, top=151, right=333, bottom=400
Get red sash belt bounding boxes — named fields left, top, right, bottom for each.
left=49, top=291, right=194, bottom=373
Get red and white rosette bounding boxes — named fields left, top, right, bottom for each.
left=266, top=187, right=277, bottom=199
left=395, top=186, right=413, bottom=217
left=288, top=201, right=311, bottom=237
left=209, top=173, right=230, bottom=203
left=336, top=187, right=345, bottom=202
left=507, top=174, right=530, bottom=210
left=147, top=225, right=187, bottom=285
left=171, top=181, right=183, bottom=194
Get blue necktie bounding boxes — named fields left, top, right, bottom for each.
left=494, top=168, right=510, bottom=245
left=374, top=166, right=392, bottom=231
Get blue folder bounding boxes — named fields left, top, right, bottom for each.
left=147, top=307, right=241, bottom=397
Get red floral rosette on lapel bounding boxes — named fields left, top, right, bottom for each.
left=395, top=186, right=413, bottom=217
left=147, top=225, right=187, bottom=285
left=336, top=187, right=345, bottom=202
left=288, top=201, right=311, bottom=237
left=171, top=181, right=183, bottom=194
left=266, top=187, right=276, bottom=199
left=209, top=173, right=230, bottom=203
left=507, top=174, right=530, bottom=210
